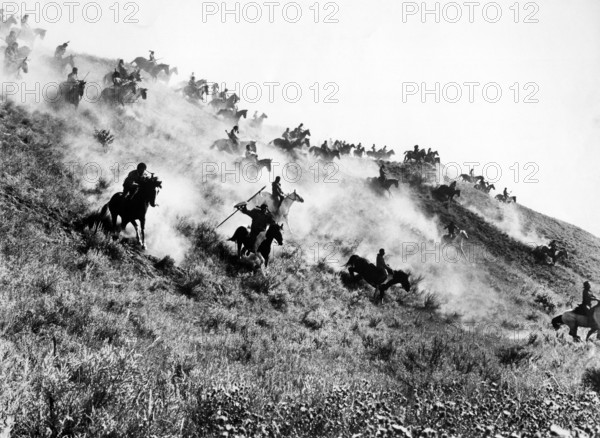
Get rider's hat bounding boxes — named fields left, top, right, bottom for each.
left=379, top=248, right=385, bottom=255
left=137, top=162, right=147, bottom=171
left=584, top=281, right=591, bottom=289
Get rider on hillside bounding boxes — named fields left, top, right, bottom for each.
left=123, top=163, right=148, bottom=199
left=5, top=30, right=17, bottom=47
left=379, top=163, right=387, bottom=184
left=444, top=221, right=457, bottom=239
left=237, top=203, right=275, bottom=251
left=148, top=50, right=156, bottom=66
left=117, top=59, right=129, bottom=78
left=111, top=69, right=122, bottom=86
left=21, top=14, right=30, bottom=28
left=67, top=67, right=79, bottom=82
left=227, top=125, right=240, bottom=149
left=219, top=88, right=228, bottom=100
left=577, top=281, right=598, bottom=317
left=188, top=73, right=196, bottom=87
left=245, top=144, right=258, bottom=162
left=282, top=128, right=291, bottom=141
left=503, top=187, right=510, bottom=200
left=54, top=42, right=68, bottom=59
left=376, top=249, right=394, bottom=277
left=271, top=176, right=285, bottom=209
left=4, top=42, right=18, bottom=67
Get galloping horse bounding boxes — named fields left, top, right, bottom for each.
left=148, top=63, right=172, bottom=80
left=442, top=229, right=469, bottom=260
left=249, top=113, right=268, bottom=129
left=217, top=109, right=248, bottom=125
left=229, top=223, right=283, bottom=269
left=553, top=305, right=600, bottom=342
left=495, top=194, right=517, bottom=204
left=130, top=56, right=156, bottom=74
left=52, top=80, right=86, bottom=108
left=52, top=54, right=76, bottom=73
left=248, top=191, right=305, bottom=232
left=308, top=147, right=341, bottom=161
left=4, top=57, right=28, bottom=78
left=209, top=94, right=239, bottom=112
left=345, top=255, right=411, bottom=302
left=103, top=68, right=142, bottom=85
left=432, top=185, right=461, bottom=202
left=100, top=82, right=148, bottom=106
left=367, top=177, right=399, bottom=197
left=234, top=157, right=273, bottom=173
left=532, top=246, right=567, bottom=266
left=98, top=176, right=162, bottom=249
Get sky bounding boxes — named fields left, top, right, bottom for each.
left=10, top=0, right=600, bottom=237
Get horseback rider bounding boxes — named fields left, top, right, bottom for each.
left=575, top=281, right=598, bottom=317
left=382, top=145, right=388, bottom=154
left=21, top=14, right=29, bottom=28
left=371, top=144, right=376, bottom=153
left=67, top=67, right=79, bottom=82
left=116, top=59, right=129, bottom=78
left=444, top=221, right=457, bottom=239
left=236, top=203, right=275, bottom=252
left=245, top=144, right=258, bottom=162
left=4, top=42, right=18, bottom=67
left=148, top=50, right=156, bottom=66
left=5, top=30, right=17, bottom=47
left=111, top=69, right=122, bottom=86
left=321, top=140, right=330, bottom=152
left=379, top=163, right=387, bottom=184
left=376, top=249, right=394, bottom=277
left=282, top=128, right=291, bottom=141
left=503, top=187, right=510, bottom=201
left=227, top=125, right=240, bottom=149
left=219, top=88, right=228, bottom=100
left=123, top=163, right=147, bottom=199
left=54, top=42, right=68, bottom=59
left=271, top=176, right=285, bottom=209
left=188, top=73, right=196, bottom=87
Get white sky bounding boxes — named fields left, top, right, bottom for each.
left=13, top=0, right=600, bottom=236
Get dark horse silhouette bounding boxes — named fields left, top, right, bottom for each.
left=345, top=255, right=411, bottom=302
left=98, top=176, right=162, bottom=249
left=432, top=184, right=461, bottom=202
left=367, top=177, right=399, bottom=197
left=532, top=246, right=567, bottom=266
left=53, top=80, right=86, bottom=108
left=229, top=223, right=284, bottom=269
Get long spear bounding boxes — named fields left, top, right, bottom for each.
left=216, top=186, right=266, bottom=229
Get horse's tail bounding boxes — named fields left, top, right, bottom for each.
left=552, top=315, right=563, bottom=330
left=229, top=227, right=247, bottom=242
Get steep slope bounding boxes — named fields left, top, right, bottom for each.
left=1, top=51, right=600, bottom=437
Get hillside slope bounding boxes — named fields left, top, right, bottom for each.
left=1, top=51, right=600, bottom=437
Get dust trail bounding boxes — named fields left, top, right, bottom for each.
left=0, top=49, right=507, bottom=319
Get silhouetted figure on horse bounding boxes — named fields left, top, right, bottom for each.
left=553, top=281, right=600, bottom=341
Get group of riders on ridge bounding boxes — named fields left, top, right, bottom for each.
left=0, top=25, right=587, bottom=332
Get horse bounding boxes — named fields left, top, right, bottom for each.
left=209, top=94, right=239, bottom=112
left=100, top=83, right=148, bottom=106
left=404, top=149, right=426, bottom=163
left=552, top=305, right=600, bottom=342
left=103, top=69, right=142, bottom=85
left=217, top=109, right=248, bottom=125
left=97, top=176, right=162, bottom=249
left=367, top=177, right=399, bottom=197
left=4, top=57, right=28, bottom=78
left=248, top=190, right=305, bottom=232
left=475, top=182, right=495, bottom=193
left=309, top=147, right=341, bottom=161
left=51, top=80, right=86, bottom=108
left=249, top=113, right=268, bottom=129
left=148, top=63, right=171, bottom=80
left=130, top=56, right=156, bottom=74
left=432, top=185, right=461, bottom=202
left=270, top=138, right=310, bottom=156
left=442, top=229, right=469, bottom=260
left=229, top=223, right=284, bottom=270
left=234, top=157, right=273, bottom=173
left=532, top=246, right=567, bottom=266
left=51, top=55, right=76, bottom=73
left=210, top=138, right=250, bottom=155
left=345, top=255, right=411, bottom=302
left=495, top=194, right=517, bottom=204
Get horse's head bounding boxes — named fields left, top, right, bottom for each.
left=261, top=113, right=268, bottom=119
left=240, top=109, right=248, bottom=118
left=140, top=88, right=148, bottom=100
left=289, top=190, right=304, bottom=203
left=140, top=176, right=162, bottom=207
left=333, top=150, right=341, bottom=160
left=171, top=67, right=179, bottom=75
left=394, top=270, right=411, bottom=292
left=267, top=223, right=284, bottom=246
left=304, top=129, right=311, bottom=137
left=8, top=16, right=17, bottom=25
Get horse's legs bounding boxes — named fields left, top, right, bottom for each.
left=586, top=329, right=597, bottom=342
left=111, top=213, right=120, bottom=240
left=140, top=218, right=146, bottom=249
left=131, top=220, right=141, bottom=246
left=569, top=324, right=580, bottom=342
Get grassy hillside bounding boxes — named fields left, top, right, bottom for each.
left=1, top=56, right=600, bottom=437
